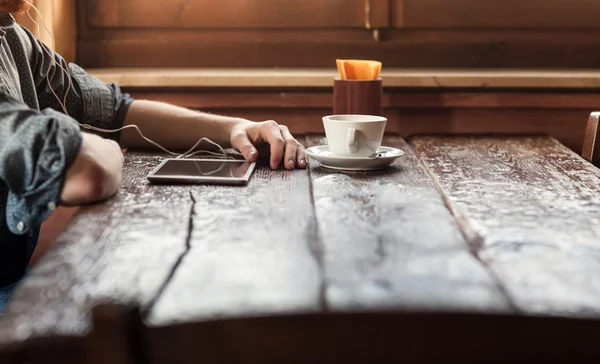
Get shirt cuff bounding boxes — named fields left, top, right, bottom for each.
left=69, top=63, right=135, bottom=141
left=6, top=110, right=82, bottom=235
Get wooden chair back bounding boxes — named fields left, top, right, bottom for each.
left=582, top=111, right=600, bottom=165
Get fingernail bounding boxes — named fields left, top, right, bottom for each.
left=288, top=159, right=294, bottom=168
left=249, top=149, right=257, bottom=156
left=300, top=159, right=306, bottom=167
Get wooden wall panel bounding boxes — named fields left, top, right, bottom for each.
left=150, top=107, right=587, bottom=154
left=400, top=0, right=600, bottom=29
left=15, top=0, right=76, bottom=63
left=77, top=30, right=600, bottom=68
left=390, top=0, right=404, bottom=28
left=86, top=0, right=119, bottom=29
left=76, top=0, right=600, bottom=68
left=87, top=0, right=369, bottom=29
left=123, top=89, right=595, bottom=154
left=366, top=0, right=390, bottom=29
left=52, top=0, right=77, bottom=63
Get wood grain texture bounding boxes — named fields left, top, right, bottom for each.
left=365, top=0, right=390, bottom=29
left=395, top=108, right=590, bottom=154
left=87, top=67, right=600, bottom=89
left=390, top=0, right=404, bottom=27
left=0, top=153, right=194, bottom=342
left=77, top=30, right=600, bottom=69
left=306, top=135, right=510, bottom=312
left=86, top=0, right=367, bottom=28
left=84, top=0, right=118, bottom=28
left=147, top=161, right=322, bottom=326
left=117, top=107, right=586, bottom=157
left=77, top=0, right=600, bottom=69
left=582, top=112, right=600, bottom=166
left=412, top=136, right=600, bottom=316
left=333, top=79, right=383, bottom=116
left=401, top=0, right=600, bottom=28
left=122, top=89, right=600, bottom=110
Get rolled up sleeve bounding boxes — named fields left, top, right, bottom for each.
left=68, top=63, right=134, bottom=140
left=21, top=25, right=134, bottom=141
left=0, top=94, right=82, bottom=235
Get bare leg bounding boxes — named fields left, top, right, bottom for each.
left=30, top=206, right=79, bottom=267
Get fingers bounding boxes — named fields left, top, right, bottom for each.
left=296, top=144, right=307, bottom=169
left=281, top=127, right=297, bottom=170
left=279, top=125, right=307, bottom=170
left=235, top=120, right=307, bottom=170
left=260, top=121, right=285, bottom=169
left=231, top=131, right=259, bottom=162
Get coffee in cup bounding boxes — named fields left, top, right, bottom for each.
left=322, top=114, right=387, bottom=158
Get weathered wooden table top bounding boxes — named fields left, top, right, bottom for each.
left=3, top=133, right=600, bottom=356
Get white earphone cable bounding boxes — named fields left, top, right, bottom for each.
left=22, top=0, right=230, bottom=160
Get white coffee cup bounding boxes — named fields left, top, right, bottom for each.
left=322, top=114, right=387, bottom=157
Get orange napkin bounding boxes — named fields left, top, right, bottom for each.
left=336, top=59, right=382, bottom=80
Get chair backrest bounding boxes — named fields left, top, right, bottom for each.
left=582, top=111, right=600, bottom=165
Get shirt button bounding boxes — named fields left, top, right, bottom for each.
left=48, top=201, right=57, bottom=211
left=17, top=221, right=24, bottom=232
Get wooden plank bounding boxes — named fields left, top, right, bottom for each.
left=83, top=0, right=118, bottom=28
left=582, top=112, right=600, bottom=166
left=89, top=106, right=585, bottom=156
left=306, top=135, right=510, bottom=312
left=87, top=67, right=600, bottom=89
left=77, top=30, right=600, bottom=68
left=144, top=312, right=600, bottom=363
left=412, top=136, right=600, bottom=316
left=401, top=0, right=600, bottom=29
left=366, top=0, right=390, bottom=29
left=390, top=0, right=404, bottom=27
left=83, top=0, right=600, bottom=30
left=147, top=159, right=322, bottom=325
left=0, top=153, right=194, bottom=342
left=85, top=304, right=145, bottom=364
left=394, top=108, right=590, bottom=155
left=87, top=0, right=367, bottom=28
left=79, top=28, right=376, bottom=43
left=118, top=90, right=600, bottom=110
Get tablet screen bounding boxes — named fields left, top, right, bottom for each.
left=147, top=158, right=256, bottom=185
left=152, top=159, right=251, bottom=178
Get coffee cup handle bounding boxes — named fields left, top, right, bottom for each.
left=347, top=128, right=358, bottom=154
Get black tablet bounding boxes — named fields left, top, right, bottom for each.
left=147, top=158, right=256, bottom=185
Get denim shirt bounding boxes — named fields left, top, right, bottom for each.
left=0, top=13, right=133, bottom=309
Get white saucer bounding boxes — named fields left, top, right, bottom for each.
left=306, top=145, right=405, bottom=171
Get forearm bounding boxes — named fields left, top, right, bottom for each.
left=119, top=100, right=249, bottom=150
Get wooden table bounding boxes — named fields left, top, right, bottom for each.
left=3, top=134, right=600, bottom=363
